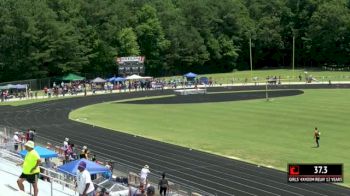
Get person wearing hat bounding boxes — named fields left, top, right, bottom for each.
left=140, top=165, right=150, bottom=187
left=16, top=141, right=41, bottom=196
left=13, top=132, right=21, bottom=152
left=80, top=146, right=90, bottom=159
left=63, top=138, right=70, bottom=149
left=76, top=161, right=95, bottom=196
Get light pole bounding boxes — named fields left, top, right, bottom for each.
left=292, top=35, right=295, bottom=78
left=249, top=37, right=253, bottom=81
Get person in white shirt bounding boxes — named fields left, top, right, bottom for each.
left=76, top=161, right=95, bottom=196
left=63, top=138, right=69, bottom=150
left=140, top=165, right=150, bottom=186
left=13, top=132, right=21, bottom=151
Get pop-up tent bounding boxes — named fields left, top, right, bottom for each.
left=184, top=72, right=197, bottom=78
left=19, top=146, right=58, bottom=158
left=126, top=74, right=143, bottom=80
left=57, top=158, right=109, bottom=176
left=61, top=73, right=85, bottom=81
left=107, top=77, right=126, bottom=82
left=91, top=77, right=106, bottom=83
left=0, top=84, right=28, bottom=90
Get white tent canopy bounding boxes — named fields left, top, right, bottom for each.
left=91, top=77, right=107, bottom=83
left=126, top=74, right=143, bottom=80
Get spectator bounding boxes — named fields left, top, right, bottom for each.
left=64, top=143, right=73, bottom=164
left=76, top=161, right=95, bottom=196
left=41, top=158, right=55, bottom=182
left=63, top=138, right=69, bottom=151
left=17, top=141, right=41, bottom=196
left=13, top=132, right=21, bottom=152
left=91, top=154, right=96, bottom=162
left=80, top=146, right=90, bottom=159
left=28, top=129, right=35, bottom=141
left=25, top=129, right=30, bottom=142
left=130, top=184, right=146, bottom=196
left=98, top=188, right=110, bottom=196
left=102, top=162, right=112, bottom=180
left=147, top=186, right=155, bottom=196
left=140, top=165, right=150, bottom=187
left=158, top=173, right=169, bottom=196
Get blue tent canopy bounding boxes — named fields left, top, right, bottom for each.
left=114, top=77, right=126, bottom=82
left=184, top=72, right=197, bottom=78
left=107, top=77, right=116, bottom=82
left=20, top=146, right=58, bottom=158
left=199, top=77, right=209, bottom=84
left=0, top=84, right=27, bottom=90
left=107, top=77, right=126, bottom=82
left=15, top=84, right=27, bottom=89
left=57, top=158, right=109, bottom=176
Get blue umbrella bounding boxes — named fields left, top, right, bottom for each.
left=20, top=146, right=58, bottom=158
left=57, top=158, right=109, bottom=176
left=184, top=72, right=197, bottom=78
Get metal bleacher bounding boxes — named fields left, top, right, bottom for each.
left=0, top=143, right=77, bottom=196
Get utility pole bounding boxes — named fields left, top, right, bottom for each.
left=292, top=35, right=295, bottom=78
left=249, top=37, right=253, bottom=80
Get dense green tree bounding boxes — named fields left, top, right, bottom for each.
left=306, top=0, right=350, bottom=66
left=1, top=0, right=350, bottom=82
left=116, top=28, right=140, bottom=56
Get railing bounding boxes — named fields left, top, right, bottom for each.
left=0, top=125, right=215, bottom=196
left=0, top=148, right=77, bottom=196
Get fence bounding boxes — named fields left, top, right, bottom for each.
left=0, top=125, right=215, bottom=196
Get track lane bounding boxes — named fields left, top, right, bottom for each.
left=1, top=85, right=350, bottom=195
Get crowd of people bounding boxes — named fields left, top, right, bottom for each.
left=0, top=89, right=27, bottom=101
left=12, top=129, right=36, bottom=152
left=8, top=128, right=171, bottom=195
left=57, top=137, right=163, bottom=196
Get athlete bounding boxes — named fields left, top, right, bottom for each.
left=314, top=127, right=320, bottom=148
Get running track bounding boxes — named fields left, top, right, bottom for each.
left=1, top=84, right=350, bottom=196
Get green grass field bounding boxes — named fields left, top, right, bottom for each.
left=70, top=89, right=350, bottom=186
left=161, top=69, right=350, bottom=84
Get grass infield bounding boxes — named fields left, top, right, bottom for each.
left=70, top=89, right=350, bottom=186
left=162, top=69, right=350, bottom=83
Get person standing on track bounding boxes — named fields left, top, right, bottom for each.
left=314, top=127, right=321, bottom=148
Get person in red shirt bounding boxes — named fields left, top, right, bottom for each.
left=25, top=129, right=30, bottom=142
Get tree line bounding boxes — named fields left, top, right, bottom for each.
left=1, top=0, right=350, bottom=81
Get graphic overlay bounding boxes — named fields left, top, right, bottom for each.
left=116, top=56, right=145, bottom=75
left=288, top=164, right=343, bottom=183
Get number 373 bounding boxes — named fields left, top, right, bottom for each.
left=314, top=166, right=328, bottom=174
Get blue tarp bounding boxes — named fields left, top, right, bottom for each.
left=20, top=146, right=58, bottom=158
left=15, top=84, right=27, bottom=89
left=0, top=84, right=27, bottom=90
left=108, top=77, right=126, bottom=82
left=184, top=72, right=197, bottom=78
left=57, top=158, right=109, bottom=176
